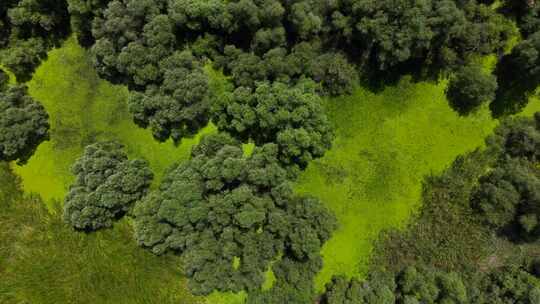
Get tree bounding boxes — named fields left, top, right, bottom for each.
left=247, top=257, right=327, bottom=304
left=321, top=273, right=395, bottom=304
left=321, top=266, right=467, bottom=304
left=446, top=63, right=497, bottom=115
left=0, top=84, right=49, bottom=164
left=470, top=266, right=540, bottom=304
left=323, top=0, right=511, bottom=75
left=133, top=133, right=336, bottom=295
left=212, top=81, right=333, bottom=171
left=0, top=38, right=47, bottom=81
left=308, top=52, right=358, bottom=96
left=471, top=158, right=540, bottom=242
left=64, top=141, right=153, bottom=231
left=492, top=31, right=540, bottom=116
left=488, top=114, right=540, bottom=164
left=90, top=0, right=169, bottom=86
left=67, top=0, right=112, bottom=46
left=127, top=50, right=211, bottom=143
left=0, top=69, right=8, bottom=89
left=0, top=0, right=70, bottom=80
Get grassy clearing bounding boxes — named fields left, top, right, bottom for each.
left=296, top=78, right=539, bottom=291
left=12, top=37, right=216, bottom=204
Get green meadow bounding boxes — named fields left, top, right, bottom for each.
left=4, top=36, right=540, bottom=302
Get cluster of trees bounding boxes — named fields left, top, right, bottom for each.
left=321, top=265, right=540, bottom=304
left=64, top=0, right=518, bottom=141
left=0, top=0, right=70, bottom=81
left=471, top=113, right=540, bottom=242
left=0, top=69, right=49, bottom=165
left=63, top=142, right=153, bottom=231
left=133, top=133, right=336, bottom=297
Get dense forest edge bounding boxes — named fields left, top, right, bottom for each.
left=1, top=0, right=540, bottom=303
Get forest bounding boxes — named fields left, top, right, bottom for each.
left=0, top=0, right=539, bottom=303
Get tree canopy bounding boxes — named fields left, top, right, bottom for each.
left=493, top=30, right=540, bottom=116
left=133, top=133, right=336, bottom=295
left=446, top=63, right=497, bottom=115
left=0, top=84, right=49, bottom=164
left=322, top=266, right=468, bottom=304
left=212, top=81, right=333, bottom=171
left=472, top=113, right=540, bottom=242
left=0, top=0, right=70, bottom=80
left=64, top=141, right=153, bottom=231
left=127, top=50, right=211, bottom=143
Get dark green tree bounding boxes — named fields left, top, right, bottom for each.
left=90, top=0, right=169, bottom=86
left=64, top=141, right=153, bottom=231
left=308, top=52, right=358, bottom=96
left=0, top=0, right=70, bottom=80
left=321, top=266, right=468, bottom=304
left=0, top=69, right=8, bottom=89
left=492, top=31, right=540, bottom=116
left=133, top=133, right=336, bottom=295
left=0, top=85, right=49, bottom=164
left=247, top=257, right=326, bottom=304
left=470, top=266, right=540, bottom=304
left=446, top=63, right=497, bottom=115
left=67, top=0, right=112, bottom=46
left=128, top=50, right=211, bottom=143
left=321, top=273, right=395, bottom=304
left=471, top=158, right=540, bottom=242
left=212, top=81, right=333, bottom=171
left=167, top=0, right=228, bottom=32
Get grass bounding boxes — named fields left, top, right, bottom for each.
left=3, top=35, right=540, bottom=303
left=296, top=77, right=540, bottom=291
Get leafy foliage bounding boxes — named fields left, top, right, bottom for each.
left=213, top=81, right=333, bottom=171
left=67, top=0, right=112, bottom=46
left=0, top=84, right=49, bottom=164
left=446, top=63, right=497, bottom=115
left=64, top=141, right=153, bottom=231
left=492, top=31, right=540, bottom=116
left=470, top=266, right=540, bottom=303
left=134, top=133, right=336, bottom=295
left=0, top=0, right=70, bottom=80
left=322, top=266, right=469, bottom=304
left=127, top=50, right=211, bottom=143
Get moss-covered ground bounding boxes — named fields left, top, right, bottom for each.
left=3, top=36, right=540, bottom=302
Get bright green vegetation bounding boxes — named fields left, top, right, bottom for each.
left=5, top=35, right=540, bottom=303
left=12, top=37, right=216, bottom=205
left=296, top=78, right=540, bottom=290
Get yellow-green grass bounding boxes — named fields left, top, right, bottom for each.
left=297, top=77, right=540, bottom=291
left=12, top=37, right=216, bottom=204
